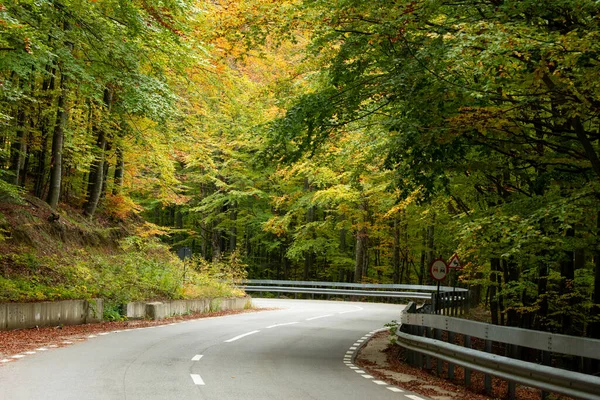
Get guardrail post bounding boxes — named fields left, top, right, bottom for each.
left=425, top=327, right=432, bottom=369
left=507, top=344, right=518, bottom=400
left=541, top=350, right=551, bottom=399
left=407, top=325, right=415, bottom=366
left=448, top=331, right=455, bottom=380
left=435, top=328, right=443, bottom=376
left=484, top=339, right=493, bottom=395
left=464, top=335, right=472, bottom=386
left=415, top=326, right=423, bottom=367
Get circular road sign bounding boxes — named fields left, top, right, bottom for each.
left=430, top=258, right=448, bottom=281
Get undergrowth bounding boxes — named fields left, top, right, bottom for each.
left=0, top=237, right=246, bottom=308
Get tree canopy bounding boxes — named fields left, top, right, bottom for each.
left=2, top=0, right=600, bottom=337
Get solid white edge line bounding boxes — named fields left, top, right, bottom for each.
left=190, top=374, right=205, bottom=385
left=266, top=322, right=299, bottom=329
left=306, top=314, right=334, bottom=321
left=191, top=354, right=203, bottom=361
left=224, top=330, right=260, bottom=343
left=387, top=387, right=404, bottom=393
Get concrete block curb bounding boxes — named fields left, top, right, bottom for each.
left=0, top=299, right=104, bottom=330
left=125, top=296, right=252, bottom=320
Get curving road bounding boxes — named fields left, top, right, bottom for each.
left=0, top=299, right=429, bottom=400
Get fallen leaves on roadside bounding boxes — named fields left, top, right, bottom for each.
left=0, top=308, right=270, bottom=362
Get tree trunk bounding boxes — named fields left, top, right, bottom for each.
left=354, top=201, right=368, bottom=283
left=230, top=209, right=237, bottom=251
left=392, top=218, right=401, bottom=284
left=354, top=225, right=367, bottom=283
left=490, top=258, right=500, bottom=325
left=419, top=229, right=426, bottom=285
left=34, top=66, right=55, bottom=199
left=591, top=212, right=600, bottom=339
left=83, top=88, right=112, bottom=218
left=47, top=21, right=73, bottom=209
left=112, top=135, right=124, bottom=195
left=9, top=107, right=27, bottom=186
left=558, top=228, right=575, bottom=335
left=502, top=259, right=519, bottom=327
left=426, top=216, right=435, bottom=283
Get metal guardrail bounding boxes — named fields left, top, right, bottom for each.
left=398, top=302, right=600, bottom=400
left=243, top=285, right=431, bottom=299
left=240, top=280, right=468, bottom=303
left=243, top=279, right=467, bottom=292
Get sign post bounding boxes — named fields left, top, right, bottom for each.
left=429, top=258, right=448, bottom=313
left=178, top=247, right=193, bottom=283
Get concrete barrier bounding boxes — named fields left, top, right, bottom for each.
left=0, top=296, right=251, bottom=329
left=0, top=299, right=103, bottom=330
left=125, top=296, right=251, bottom=320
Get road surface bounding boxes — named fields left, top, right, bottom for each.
left=0, top=298, right=429, bottom=400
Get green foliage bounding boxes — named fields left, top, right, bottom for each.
left=0, top=237, right=245, bottom=303
left=103, top=303, right=126, bottom=322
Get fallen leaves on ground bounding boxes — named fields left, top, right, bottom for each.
left=355, top=330, right=555, bottom=400
left=0, top=308, right=270, bottom=362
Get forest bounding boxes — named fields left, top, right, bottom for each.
left=1, top=0, right=600, bottom=338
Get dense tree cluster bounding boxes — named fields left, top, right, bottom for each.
left=2, top=0, right=600, bottom=337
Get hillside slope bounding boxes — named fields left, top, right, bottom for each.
left=0, top=196, right=243, bottom=315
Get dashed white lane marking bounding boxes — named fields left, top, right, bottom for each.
left=98, top=332, right=110, bottom=336
left=10, top=355, right=25, bottom=359
left=224, top=330, right=260, bottom=343
left=306, top=314, right=334, bottom=321
left=47, top=345, right=58, bottom=348
left=23, top=351, right=36, bottom=355
left=35, top=348, right=48, bottom=351
left=266, top=322, right=299, bottom=329
left=1, top=359, right=12, bottom=363
left=191, top=355, right=203, bottom=361
left=343, top=328, right=414, bottom=396
left=190, top=374, right=205, bottom=385
left=338, top=306, right=363, bottom=314
left=62, top=341, right=73, bottom=344
left=87, top=335, right=97, bottom=338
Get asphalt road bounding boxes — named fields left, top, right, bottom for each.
left=0, top=298, right=430, bottom=400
